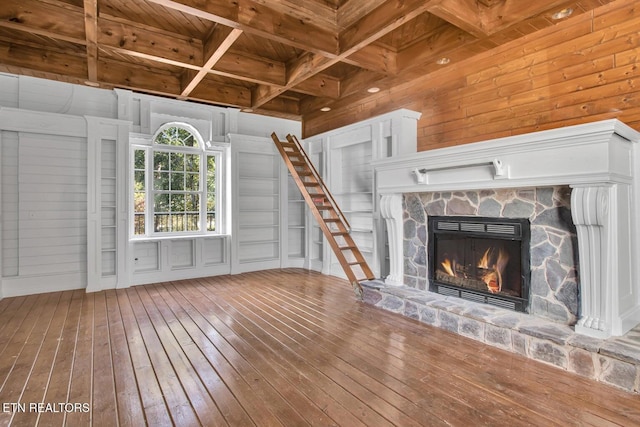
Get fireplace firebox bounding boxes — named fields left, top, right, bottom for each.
left=428, top=216, right=531, bottom=312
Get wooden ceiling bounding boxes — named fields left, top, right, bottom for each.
left=0, top=0, right=616, bottom=123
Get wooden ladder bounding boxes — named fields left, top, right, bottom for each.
left=271, top=132, right=375, bottom=297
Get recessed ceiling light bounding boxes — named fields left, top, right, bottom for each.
left=84, top=80, right=100, bottom=87
left=367, top=87, right=380, bottom=93
left=436, top=57, right=450, bottom=65
left=242, top=108, right=253, bottom=113
left=552, top=8, right=573, bottom=20
left=320, top=107, right=331, bottom=112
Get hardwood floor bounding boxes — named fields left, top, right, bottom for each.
left=0, top=269, right=639, bottom=426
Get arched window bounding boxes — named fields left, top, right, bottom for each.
left=133, top=123, right=219, bottom=235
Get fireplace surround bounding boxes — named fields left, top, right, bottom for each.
left=373, top=119, right=640, bottom=339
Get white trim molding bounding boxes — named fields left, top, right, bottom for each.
left=373, top=119, right=640, bottom=338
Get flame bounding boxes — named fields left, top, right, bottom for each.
left=441, top=258, right=456, bottom=276
left=477, top=248, right=509, bottom=293
left=438, top=247, right=510, bottom=294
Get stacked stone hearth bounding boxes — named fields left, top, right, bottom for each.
left=362, top=187, right=640, bottom=393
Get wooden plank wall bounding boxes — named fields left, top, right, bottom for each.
left=303, top=0, right=640, bottom=151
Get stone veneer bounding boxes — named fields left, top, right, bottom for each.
left=361, top=281, right=640, bottom=393
left=403, top=186, right=579, bottom=325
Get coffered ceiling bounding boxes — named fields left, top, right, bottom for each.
left=0, top=0, right=615, bottom=122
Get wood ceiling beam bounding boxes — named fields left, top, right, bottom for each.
left=338, top=0, right=437, bottom=56
left=259, top=0, right=337, bottom=33
left=0, top=40, right=88, bottom=78
left=336, top=0, right=387, bottom=30
left=252, top=0, right=435, bottom=109
left=343, top=44, right=397, bottom=75
left=83, top=0, right=98, bottom=82
left=187, top=78, right=252, bottom=108
left=212, top=50, right=286, bottom=86
left=180, top=27, right=243, bottom=97
left=426, top=0, right=488, bottom=38
left=292, top=74, right=340, bottom=99
left=1, top=0, right=86, bottom=43
left=395, top=25, right=475, bottom=71
left=146, top=0, right=338, bottom=56
left=98, top=16, right=203, bottom=67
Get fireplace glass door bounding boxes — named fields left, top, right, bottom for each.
left=428, top=216, right=530, bottom=311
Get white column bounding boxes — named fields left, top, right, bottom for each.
left=571, top=185, right=614, bottom=338
left=380, top=193, right=404, bottom=286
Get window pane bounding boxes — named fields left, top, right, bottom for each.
left=134, top=149, right=145, bottom=169
left=154, top=152, right=169, bottom=171
left=186, top=154, right=200, bottom=172
left=171, top=172, right=185, bottom=191
left=170, top=194, right=185, bottom=212
left=187, top=214, right=200, bottom=231
left=154, top=171, right=170, bottom=190
left=154, top=213, right=170, bottom=232
left=170, top=152, right=184, bottom=171
left=186, top=194, right=200, bottom=211
left=207, top=154, right=217, bottom=232
left=185, top=173, right=199, bottom=191
left=134, top=171, right=145, bottom=191
left=154, top=193, right=170, bottom=212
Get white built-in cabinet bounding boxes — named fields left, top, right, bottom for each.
left=229, top=134, right=307, bottom=273
left=86, top=117, right=130, bottom=292
left=304, top=109, right=421, bottom=281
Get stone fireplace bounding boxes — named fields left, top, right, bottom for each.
left=405, top=187, right=577, bottom=323
left=373, top=119, right=640, bottom=339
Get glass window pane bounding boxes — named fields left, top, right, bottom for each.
left=134, top=213, right=145, bottom=235
left=153, top=171, right=170, bottom=190
left=170, top=172, right=185, bottom=191
left=170, top=194, right=185, bottom=212
left=206, top=213, right=215, bottom=232
left=154, top=152, right=169, bottom=171
left=186, top=194, right=200, bottom=211
left=185, top=173, right=199, bottom=191
left=134, top=171, right=145, bottom=191
left=186, top=154, right=200, bottom=172
left=170, top=152, right=184, bottom=171
left=154, top=193, right=170, bottom=212
left=134, top=149, right=145, bottom=169
left=134, top=191, right=146, bottom=213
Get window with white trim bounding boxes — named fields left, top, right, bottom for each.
left=132, top=123, right=221, bottom=236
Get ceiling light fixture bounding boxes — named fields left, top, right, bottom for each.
left=320, top=107, right=331, bottom=112
left=84, top=80, right=100, bottom=87
left=436, top=57, right=450, bottom=65
left=367, top=87, right=381, bottom=93
left=552, top=8, right=573, bottom=20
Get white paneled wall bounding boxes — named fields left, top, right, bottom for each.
left=1, top=131, right=18, bottom=277
left=18, top=133, right=87, bottom=276
left=0, top=73, right=301, bottom=298
left=304, top=109, right=422, bottom=281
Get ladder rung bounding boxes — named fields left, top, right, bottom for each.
left=324, top=218, right=341, bottom=222
left=298, top=171, right=312, bottom=176
left=281, top=142, right=296, bottom=147
left=303, top=181, right=321, bottom=187
left=348, top=261, right=366, bottom=266
left=315, top=205, right=332, bottom=210
left=339, top=245, right=356, bottom=250
left=291, top=161, right=306, bottom=166
left=331, top=231, right=349, bottom=236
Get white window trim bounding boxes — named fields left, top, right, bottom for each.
left=129, top=122, right=228, bottom=240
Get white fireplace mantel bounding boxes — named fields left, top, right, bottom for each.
left=372, top=119, right=640, bottom=338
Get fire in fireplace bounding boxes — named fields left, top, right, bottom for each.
left=428, top=216, right=530, bottom=311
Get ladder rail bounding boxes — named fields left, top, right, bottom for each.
left=286, top=134, right=352, bottom=233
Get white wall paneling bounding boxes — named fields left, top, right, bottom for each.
left=303, top=109, right=422, bottom=280
left=230, top=134, right=282, bottom=273
left=86, top=117, right=130, bottom=292
left=0, top=74, right=301, bottom=298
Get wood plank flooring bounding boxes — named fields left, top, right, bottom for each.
left=0, top=268, right=639, bottom=426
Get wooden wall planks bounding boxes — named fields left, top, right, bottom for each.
left=303, top=0, right=640, bottom=151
